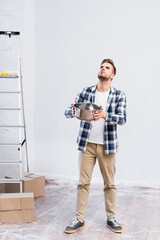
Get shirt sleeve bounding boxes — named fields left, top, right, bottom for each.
left=64, top=89, right=85, bottom=118
left=106, top=92, right=127, bottom=125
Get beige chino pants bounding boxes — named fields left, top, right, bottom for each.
left=76, top=142, right=116, bottom=220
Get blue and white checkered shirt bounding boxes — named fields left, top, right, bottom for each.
left=64, top=85, right=127, bottom=155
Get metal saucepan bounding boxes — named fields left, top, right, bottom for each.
left=73, top=102, right=102, bottom=121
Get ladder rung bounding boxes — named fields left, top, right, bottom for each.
left=0, top=108, right=20, bottom=110
left=0, top=91, right=20, bottom=93
left=0, top=179, right=22, bottom=183
left=0, top=125, right=25, bottom=128
left=0, top=76, right=18, bottom=79
left=0, top=143, right=21, bottom=146
left=0, top=162, right=21, bottom=164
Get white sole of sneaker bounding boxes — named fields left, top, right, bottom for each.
left=107, top=224, right=122, bottom=233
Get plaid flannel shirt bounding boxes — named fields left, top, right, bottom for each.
left=64, top=85, right=127, bottom=155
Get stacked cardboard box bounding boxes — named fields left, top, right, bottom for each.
left=5, top=173, right=45, bottom=198
left=0, top=192, right=34, bottom=223
left=0, top=183, right=5, bottom=193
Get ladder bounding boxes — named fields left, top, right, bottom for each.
left=0, top=31, right=29, bottom=193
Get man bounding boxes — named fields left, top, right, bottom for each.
left=64, top=59, right=127, bottom=234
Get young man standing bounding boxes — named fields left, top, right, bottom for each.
left=64, top=59, right=127, bottom=234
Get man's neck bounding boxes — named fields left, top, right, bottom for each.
left=96, top=80, right=111, bottom=92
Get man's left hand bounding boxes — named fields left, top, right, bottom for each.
left=93, top=106, right=107, bottom=121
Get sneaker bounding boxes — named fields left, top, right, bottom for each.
left=107, top=218, right=122, bottom=233
left=64, top=218, right=85, bottom=234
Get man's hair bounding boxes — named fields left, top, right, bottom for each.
left=101, top=59, right=116, bottom=75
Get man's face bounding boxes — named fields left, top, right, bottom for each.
left=98, top=62, right=115, bottom=81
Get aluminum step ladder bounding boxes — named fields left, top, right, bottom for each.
left=0, top=31, right=29, bottom=193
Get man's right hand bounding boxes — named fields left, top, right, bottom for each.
left=72, top=99, right=78, bottom=117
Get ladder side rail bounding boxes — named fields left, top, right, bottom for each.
left=19, top=59, right=29, bottom=173
left=18, top=35, right=23, bottom=193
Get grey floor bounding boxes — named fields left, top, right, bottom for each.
left=0, top=179, right=160, bottom=240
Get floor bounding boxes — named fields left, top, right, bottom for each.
left=0, top=179, right=160, bottom=240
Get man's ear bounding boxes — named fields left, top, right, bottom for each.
left=111, top=73, right=115, bottom=80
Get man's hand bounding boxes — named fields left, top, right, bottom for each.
left=93, top=105, right=107, bottom=121
left=72, top=99, right=77, bottom=117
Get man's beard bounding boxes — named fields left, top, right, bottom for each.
left=98, top=73, right=109, bottom=81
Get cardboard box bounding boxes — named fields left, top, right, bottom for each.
left=0, top=183, right=5, bottom=193
left=5, top=173, right=45, bottom=198
left=0, top=192, right=34, bottom=223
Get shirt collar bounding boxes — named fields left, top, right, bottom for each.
left=91, top=85, right=115, bottom=94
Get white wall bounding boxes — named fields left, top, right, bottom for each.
left=1, top=0, right=160, bottom=186
left=34, top=0, right=160, bottom=186
left=23, top=0, right=36, bottom=172
left=0, top=0, right=36, bottom=176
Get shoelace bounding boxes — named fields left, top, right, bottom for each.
left=109, top=218, right=119, bottom=227
left=70, top=218, right=79, bottom=227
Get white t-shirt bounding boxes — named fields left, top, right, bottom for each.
left=88, top=90, right=109, bottom=145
